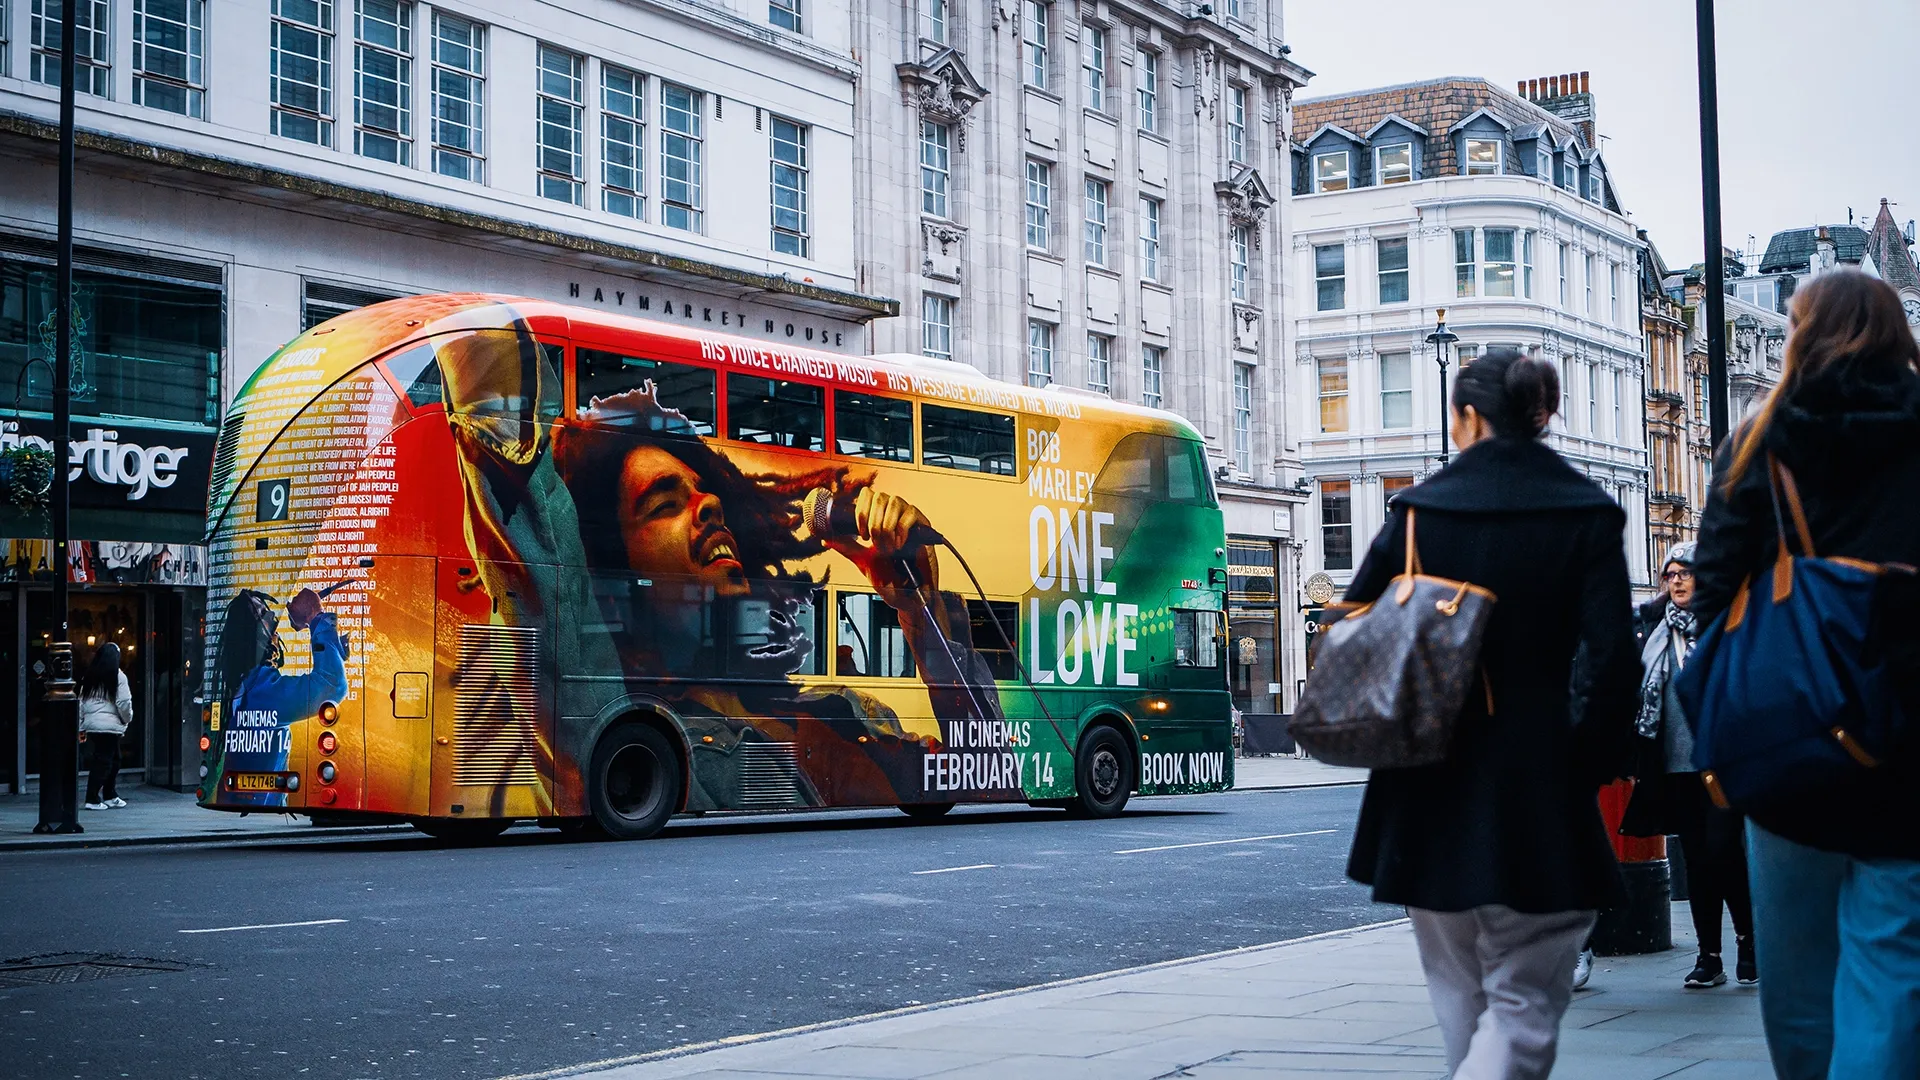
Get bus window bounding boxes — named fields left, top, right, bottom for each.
left=1174, top=609, right=1222, bottom=667
left=1093, top=433, right=1215, bottom=506
left=835, top=592, right=916, bottom=678
left=577, top=348, right=716, bottom=435
left=835, top=392, right=913, bottom=462
left=1092, top=433, right=1155, bottom=497
left=729, top=375, right=824, bottom=451
left=434, top=330, right=562, bottom=419
left=732, top=584, right=829, bottom=678
left=1165, top=438, right=1213, bottom=505
left=383, top=343, right=444, bottom=410
left=965, top=599, right=1020, bottom=681
left=922, top=403, right=1015, bottom=476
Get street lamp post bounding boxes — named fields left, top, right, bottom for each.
left=1426, top=310, right=1460, bottom=467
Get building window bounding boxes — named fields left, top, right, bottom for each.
left=134, top=0, right=206, bottom=117
left=769, top=0, right=801, bottom=32
left=1314, top=243, right=1345, bottom=311
left=1561, top=156, right=1577, bottom=191
left=1137, top=50, right=1158, bottom=133
left=920, top=121, right=951, bottom=218
left=601, top=64, right=645, bottom=218
left=1321, top=480, right=1354, bottom=571
left=1483, top=228, right=1516, bottom=297
left=1609, top=261, right=1620, bottom=323
left=271, top=0, right=334, bottom=144
left=1613, top=368, right=1624, bottom=439
left=1464, top=137, right=1500, bottom=175
left=1225, top=0, right=1243, bottom=19
left=1379, top=351, right=1412, bottom=429
left=1588, top=361, right=1599, bottom=432
left=34, top=0, right=111, bottom=96
left=922, top=0, right=946, bottom=43
left=349, top=1, right=407, bottom=160
left=1, top=0, right=9, bottom=78
left=1454, top=228, right=1476, bottom=297
left=1383, top=475, right=1414, bottom=512
left=1087, top=333, right=1111, bottom=394
left=1375, top=142, right=1412, bottom=184
left=1141, top=345, right=1164, bottom=408
left=1232, top=363, right=1253, bottom=474
left=769, top=117, right=810, bottom=256
left=1317, top=355, right=1347, bottom=433
left=1230, top=225, right=1250, bottom=301
left=1027, top=320, right=1054, bottom=387
left=1587, top=169, right=1602, bottom=202
left=1558, top=242, right=1571, bottom=307
left=1377, top=237, right=1408, bottom=304
left=1083, top=178, right=1108, bottom=265
left=1139, top=196, right=1161, bottom=280
left=1312, top=150, right=1349, bottom=193
left=1227, top=85, right=1248, bottom=164
left=1535, top=147, right=1552, bottom=179
left=661, top=83, right=704, bottom=231
left=1082, top=23, right=1105, bottom=103
left=1024, top=159, right=1051, bottom=250
left=1584, top=252, right=1595, bottom=314
left=430, top=12, right=484, bottom=181
left=535, top=45, right=584, bottom=204
left=1022, top=0, right=1047, bottom=89
left=922, top=294, right=953, bottom=360
left=1522, top=231, right=1535, bottom=299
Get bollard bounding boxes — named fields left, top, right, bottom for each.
left=1592, top=779, right=1671, bottom=954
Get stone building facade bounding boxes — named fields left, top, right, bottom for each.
left=1640, top=233, right=1704, bottom=569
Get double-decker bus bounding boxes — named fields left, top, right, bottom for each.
left=198, top=295, right=1230, bottom=840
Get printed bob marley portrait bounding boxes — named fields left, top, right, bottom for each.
left=436, top=318, right=1003, bottom=809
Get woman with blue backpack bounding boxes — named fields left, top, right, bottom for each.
left=1688, top=268, right=1920, bottom=1079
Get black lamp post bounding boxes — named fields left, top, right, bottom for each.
left=1426, top=309, right=1460, bottom=467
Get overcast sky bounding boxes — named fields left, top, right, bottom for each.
left=1286, top=0, right=1920, bottom=268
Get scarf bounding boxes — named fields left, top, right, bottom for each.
left=1635, top=602, right=1697, bottom=739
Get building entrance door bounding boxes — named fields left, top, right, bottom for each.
left=25, top=590, right=148, bottom=785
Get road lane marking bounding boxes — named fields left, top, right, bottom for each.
left=179, top=918, right=348, bottom=935
left=1113, top=829, right=1336, bottom=855
left=910, top=863, right=996, bottom=875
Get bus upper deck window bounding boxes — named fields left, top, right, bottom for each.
left=835, top=393, right=913, bottom=462
left=922, top=403, right=1015, bottom=475
left=383, top=343, right=444, bottom=410
left=1166, top=438, right=1211, bottom=505
left=1092, top=433, right=1215, bottom=506
left=578, top=348, right=715, bottom=435
left=432, top=330, right=562, bottom=418
left=728, top=375, right=824, bottom=452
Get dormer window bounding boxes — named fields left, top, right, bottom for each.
left=1464, top=138, right=1500, bottom=175
left=1535, top=148, right=1552, bottom=179
left=1586, top=170, right=1602, bottom=202
left=1313, top=150, right=1350, bottom=192
left=1560, top=157, right=1577, bottom=191
left=1375, top=143, right=1412, bottom=185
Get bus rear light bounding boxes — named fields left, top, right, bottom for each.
left=198, top=735, right=211, bottom=752
left=318, top=788, right=338, bottom=805
left=318, top=761, right=337, bottom=784
left=319, top=702, right=340, bottom=725
left=318, top=731, right=338, bottom=755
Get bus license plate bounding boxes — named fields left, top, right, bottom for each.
left=230, top=773, right=285, bottom=792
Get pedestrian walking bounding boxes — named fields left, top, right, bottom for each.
left=79, top=642, right=133, bottom=811
left=1689, top=268, right=1920, bottom=1079
left=1342, top=349, right=1640, bottom=1080
left=1619, top=542, right=1754, bottom=989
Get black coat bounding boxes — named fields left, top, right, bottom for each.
left=1691, top=360, right=1920, bottom=859
left=1344, top=437, right=1640, bottom=914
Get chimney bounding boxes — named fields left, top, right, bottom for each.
left=1812, top=226, right=1837, bottom=277
left=1520, top=71, right=1597, bottom=147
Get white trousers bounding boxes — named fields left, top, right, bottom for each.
left=1408, top=905, right=1597, bottom=1080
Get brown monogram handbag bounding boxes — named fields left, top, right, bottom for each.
left=1289, top=508, right=1498, bottom=769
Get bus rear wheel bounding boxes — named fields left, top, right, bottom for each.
left=899, top=802, right=955, bottom=822
left=411, top=818, right=511, bottom=844
left=589, top=723, right=682, bottom=840
left=1069, top=725, right=1134, bottom=819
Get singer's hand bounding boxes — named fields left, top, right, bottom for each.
left=287, top=588, right=322, bottom=632
left=823, top=487, right=940, bottom=607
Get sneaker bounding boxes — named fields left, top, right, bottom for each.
left=105, top=797, right=127, bottom=808
left=1685, top=953, right=1726, bottom=988
left=83, top=801, right=109, bottom=811
left=1572, top=948, right=1595, bottom=991
left=1736, top=937, right=1758, bottom=984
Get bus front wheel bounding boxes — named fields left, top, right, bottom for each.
left=1069, top=726, right=1134, bottom=819
left=589, top=723, right=683, bottom=840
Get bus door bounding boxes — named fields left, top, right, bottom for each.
left=357, top=554, right=438, bottom=817
left=431, top=560, right=556, bottom=821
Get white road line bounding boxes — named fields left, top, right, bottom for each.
left=178, top=918, right=348, bottom=935
left=1113, top=829, right=1336, bottom=855
left=910, top=863, right=997, bottom=875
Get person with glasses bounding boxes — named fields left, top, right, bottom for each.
left=1620, top=541, right=1755, bottom=989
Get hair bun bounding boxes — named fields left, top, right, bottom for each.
left=1452, top=348, right=1559, bottom=440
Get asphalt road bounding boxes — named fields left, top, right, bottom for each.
left=0, top=785, right=1385, bottom=1080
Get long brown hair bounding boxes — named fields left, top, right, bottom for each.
left=1723, top=269, right=1920, bottom=490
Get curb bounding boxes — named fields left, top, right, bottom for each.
left=0, top=823, right=409, bottom=852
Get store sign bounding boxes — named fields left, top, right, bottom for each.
left=563, top=281, right=859, bottom=351
left=0, top=538, right=208, bottom=585
left=1, top=419, right=215, bottom=513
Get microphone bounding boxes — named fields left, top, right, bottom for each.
left=802, top=487, right=944, bottom=547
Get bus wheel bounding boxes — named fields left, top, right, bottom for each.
left=899, top=802, right=955, bottom=822
left=412, top=818, right=511, bottom=844
left=589, top=723, right=682, bottom=840
left=1069, top=726, right=1134, bottom=819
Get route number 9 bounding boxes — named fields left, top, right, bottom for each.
left=257, top=479, right=290, bottom=523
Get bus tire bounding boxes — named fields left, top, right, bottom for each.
left=589, top=722, right=682, bottom=840
left=1068, top=725, right=1134, bottom=819
left=411, top=818, right=511, bottom=844
left=900, top=802, right=955, bottom=822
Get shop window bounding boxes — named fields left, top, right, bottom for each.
left=577, top=348, right=715, bottom=434
left=922, top=403, right=1014, bottom=475
left=1321, top=480, right=1353, bottom=571
left=1383, top=474, right=1414, bottom=511
left=728, top=374, right=824, bottom=451
left=834, top=392, right=913, bottom=462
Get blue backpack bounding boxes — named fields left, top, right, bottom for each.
left=1676, top=456, right=1914, bottom=812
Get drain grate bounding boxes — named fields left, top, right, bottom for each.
left=0, top=953, right=191, bottom=989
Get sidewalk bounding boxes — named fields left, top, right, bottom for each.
left=515, top=905, right=1766, bottom=1080
left=1233, top=753, right=1367, bottom=791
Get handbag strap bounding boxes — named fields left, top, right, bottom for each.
left=1764, top=454, right=1816, bottom=604
left=1403, top=506, right=1424, bottom=577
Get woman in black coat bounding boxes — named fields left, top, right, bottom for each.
left=1342, top=349, right=1640, bottom=1080
left=1687, top=268, right=1920, bottom=1080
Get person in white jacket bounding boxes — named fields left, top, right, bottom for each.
left=79, top=642, right=133, bottom=810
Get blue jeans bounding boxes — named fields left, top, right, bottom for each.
left=1746, top=821, right=1920, bottom=1079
